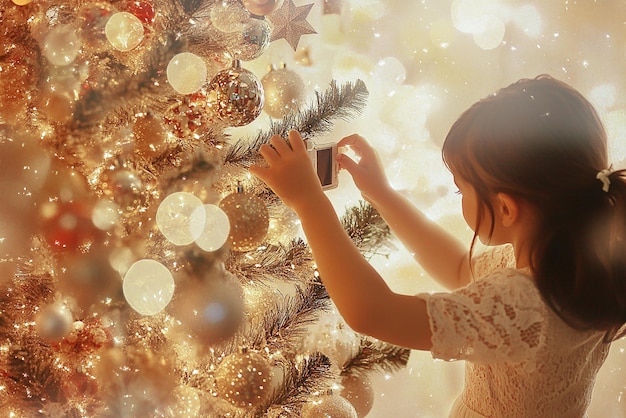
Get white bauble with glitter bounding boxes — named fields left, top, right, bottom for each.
left=167, top=52, right=208, bottom=95
left=123, top=259, right=175, bottom=316
left=156, top=192, right=205, bottom=246
left=105, top=12, right=144, bottom=52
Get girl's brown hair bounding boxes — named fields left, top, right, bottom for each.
left=442, top=75, right=626, bottom=339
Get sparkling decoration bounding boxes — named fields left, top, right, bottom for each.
left=226, top=16, right=271, bottom=61
left=156, top=192, right=205, bottom=246
left=261, top=64, right=305, bottom=118
left=167, top=52, right=208, bottom=95
left=132, top=112, right=169, bottom=157
left=163, top=91, right=215, bottom=138
left=43, top=24, right=82, bottom=66
left=35, top=303, right=74, bottom=342
left=173, top=272, right=244, bottom=344
left=193, top=204, right=231, bottom=252
left=100, top=167, right=145, bottom=211
left=122, top=259, right=175, bottom=316
left=267, top=0, right=316, bottom=50
left=105, top=11, right=145, bottom=52
left=214, top=350, right=273, bottom=408
left=341, top=373, right=375, bottom=418
left=206, top=60, right=264, bottom=127
left=300, top=394, right=358, bottom=418
left=242, top=0, right=284, bottom=17
left=218, top=185, right=269, bottom=251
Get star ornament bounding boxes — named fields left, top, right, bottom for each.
left=267, top=0, right=317, bottom=50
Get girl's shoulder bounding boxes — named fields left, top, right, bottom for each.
left=473, top=244, right=517, bottom=279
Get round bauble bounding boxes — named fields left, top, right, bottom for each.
left=301, top=394, right=358, bottom=418
left=261, top=64, right=305, bottom=118
left=206, top=60, right=264, bottom=127
left=226, top=17, right=271, bottom=61
left=341, top=373, right=375, bottom=417
left=215, top=350, right=273, bottom=408
left=218, top=189, right=269, bottom=251
left=35, top=303, right=74, bottom=342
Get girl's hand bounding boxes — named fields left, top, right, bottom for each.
left=250, top=130, right=325, bottom=211
left=337, top=134, right=392, bottom=204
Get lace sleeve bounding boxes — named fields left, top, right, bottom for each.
left=419, top=270, right=545, bottom=363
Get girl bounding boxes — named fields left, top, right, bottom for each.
left=250, top=75, right=626, bottom=417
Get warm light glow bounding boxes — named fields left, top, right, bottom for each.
left=193, top=204, right=230, bottom=252
left=122, top=259, right=175, bottom=316
left=167, top=53, right=208, bottom=95
left=156, top=192, right=205, bottom=246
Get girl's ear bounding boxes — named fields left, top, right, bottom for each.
left=496, top=193, right=519, bottom=227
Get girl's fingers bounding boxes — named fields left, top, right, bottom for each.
left=287, top=130, right=307, bottom=152
left=258, top=143, right=279, bottom=162
left=337, top=153, right=358, bottom=173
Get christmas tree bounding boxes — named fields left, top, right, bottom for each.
left=0, top=0, right=409, bottom=416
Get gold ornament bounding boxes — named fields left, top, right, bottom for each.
left=300, top=394, right=358, bottom=418
left=132, top=113, right=169, bottom=158
left=218, top=184, right=269, bottom=251
left=242, top=0, right=284, bottom=16
left=35, top=303, right=74, bottom=342
left=172, top=272, right=244, bottom=345
left=267, top=0, right=316, bottom=50
left=214, top=350, right=272, bottom=408
left=340, top=373, right=375, bottom=418
left=207, top=60, right=264, bottom=127
left=100, top=166, right=145, bottom=211
left=261, top=64, right=305, bottom=118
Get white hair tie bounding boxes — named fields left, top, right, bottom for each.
left=596, top=166, right=613, bottom=193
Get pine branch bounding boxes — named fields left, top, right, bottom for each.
left=340, top=201, right=395, bottom=260
left=225, top=79, right=369, bottom=166
left=261, top=352, right=334, bottom=417
left=226, top=239, right=314, bottom=283
left=341, top=336, right=411, bottom=376
left=244, top=280, right=330, bottom=351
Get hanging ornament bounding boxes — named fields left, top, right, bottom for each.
left=35, top=303, right=74, bottom=342
left=172, top=271, right=244, bottom=344
left=43, top=24, right=82, bottom=66
left=242, top=0, right=284, bottom=16
left=132, top=112, right=169, bottom=158
left=261, top=64, right=305, bottom=118
left=214, top=349, right=273, bottom=408
left=105, top=11, right=145, bottom=52
left=167, top=52, right=208, bottom=95
left=218, top=183, right=269, bottom=251
left=340, top=373, right=375, bottom=418
left=226, top=16, right=271, bottom=61
left=210, top=0, right=250, bottom=33
left=267, top=0, right=316, bottom=50
left=300, top=393, right=358, bottom=418
left=206, top=60, right=264, bottom=127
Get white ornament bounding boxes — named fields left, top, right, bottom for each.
left=123, top=259, right=175, bottom=316
left=167, top=52, right=208, bottom=95
left=105, top=12, right=145, bottom=52
left=156, top=192, right=205, bottom=246
left=43, top=25, right=82, bottom=66
left=193, top=204, right=231, bottom=252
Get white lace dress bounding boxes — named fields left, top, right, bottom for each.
left=418, top=245, right=610, bottom=418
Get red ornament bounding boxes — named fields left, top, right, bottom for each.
left=124, top=1, right=156, bottom=25
left=40, top=201, right=102, bottom=252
